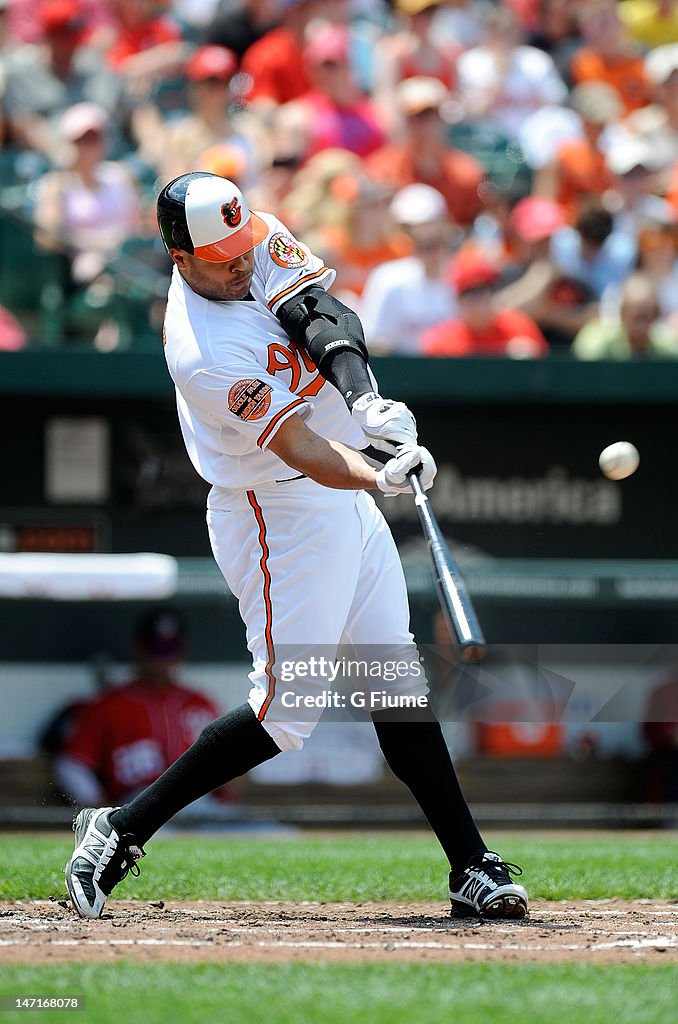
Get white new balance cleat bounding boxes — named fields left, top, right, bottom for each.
left=449, top=851, right=529, bottom=919
left=65, top=807, right=145, bottom=919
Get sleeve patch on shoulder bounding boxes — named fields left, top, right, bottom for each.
left=228, top=379, right=272, bottom=421
left=269, top=232, right=309, bottom=269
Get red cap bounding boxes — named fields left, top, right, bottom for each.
left=509, top=197, right=565, bottom=244
left=186, top=45, right=237, bottom=82
left=448, top=250, right=500, bottom=294
left=305, top=24, right=350, bottom=66
left=39, top=0, right=83, bottom=32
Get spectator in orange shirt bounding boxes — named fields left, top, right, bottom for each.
left=421, top=250, right=548, bottom=358
left=547, top=82, right=622, bottom=222
left=571, top=1, right=652, bottom=114
left=365, top=76, right=485, bottom=228
left=317, top=173, right=411, bottom=301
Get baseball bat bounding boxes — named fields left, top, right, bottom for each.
left=409, top=471, right=486, bottom=663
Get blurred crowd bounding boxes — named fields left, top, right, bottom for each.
left=3, top=0, right=678, bottom=357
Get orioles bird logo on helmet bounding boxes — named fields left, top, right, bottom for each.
left=221, top=197, right=242, bottom=227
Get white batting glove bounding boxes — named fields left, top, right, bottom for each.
left=351, top=392, right=418, bottom=459
left=375, top=444, right=437, bottom=497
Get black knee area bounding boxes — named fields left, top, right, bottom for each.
left=372, top=710, right=443, bottom=787
left=110, top=703, right=280, bottom=844
left=198, top=703, right=281, bottom=759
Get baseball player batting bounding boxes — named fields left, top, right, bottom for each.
left=65, top=172, right=528, bottom=922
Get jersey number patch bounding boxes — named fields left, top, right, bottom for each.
left=228, top=379, right=272, bottom=421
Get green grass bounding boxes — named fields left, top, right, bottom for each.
left=0, top=963, right=674, bottom=1024
left=0, top=831, right=675, bottom=903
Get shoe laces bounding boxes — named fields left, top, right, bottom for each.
left=119, top=837, right=146, bottom=880
left=479, top=854, right=523, bottom=881
left=99, top=834, right=146, bottom=894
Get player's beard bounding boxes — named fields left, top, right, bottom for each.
left=182, top=265, right=253, bottom=302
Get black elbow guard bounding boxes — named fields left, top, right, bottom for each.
left=277, top=286, right=372, bottom=407
left=278, top=286, right=369, bottom=368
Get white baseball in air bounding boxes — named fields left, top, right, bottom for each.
left=598, top=441, right=640, bottom=480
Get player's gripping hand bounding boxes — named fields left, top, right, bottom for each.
left=376, top=444, right=437, bottom=497
left=351, top=392, right=417, bottom=459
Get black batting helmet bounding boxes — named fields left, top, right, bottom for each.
left=156, top=172, right=268, bottom=262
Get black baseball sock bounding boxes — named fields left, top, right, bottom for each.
left=110, top=703, right=280, bottom=846
left=372, top=708, right=486, bottom=875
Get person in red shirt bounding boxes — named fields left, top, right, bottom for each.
left=365, top=76, right=485, bottom=228
left=241, top=0, right=320, bottom=109
left=104, top=0, right=185, bottom=84
left=56, top=609, right=228, bottom=809
left=421, top=250, right=549, bottom=357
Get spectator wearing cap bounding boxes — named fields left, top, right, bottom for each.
left=372, top=0, right=460, bottom=133
left=365, top=75, right=485, bottom=227
left=136, top=45, right=262, bottom=187
left=540, top=83, right=621, bottom=223
left=420, top=249, right=548, bottom=358
left=56, top=608, right=232, bottom=809
left=456, top=3, right=568, bottom=143
left=275, top=22, right=387, bottom=164
left=605, top=132, right=677, bottom=238
left=573, top=271, right=678, bottom=358
left=618, top=0, right=678, bottom=49
left=571, top=1, right=652, bottom=115
left=360, top=183, right=459, bottom=354
left=3, top=0, right=120, bottom=158
left=495, top=196, right=599, bottom=348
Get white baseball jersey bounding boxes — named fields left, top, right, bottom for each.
left=163, top=213, right=369, bottom=493
left=163, top=213, right=427, bottom=752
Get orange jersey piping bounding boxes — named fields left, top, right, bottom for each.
left=246, top=490, right=276, bottom=721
